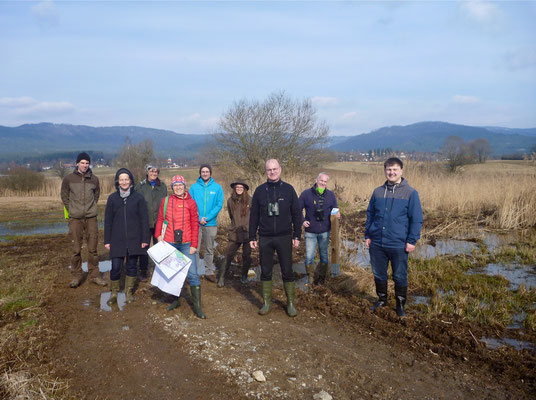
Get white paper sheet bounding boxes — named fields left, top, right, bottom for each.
left=147, top=241, right=176, bottom=264
left=151, top=264, right=188, bottom=297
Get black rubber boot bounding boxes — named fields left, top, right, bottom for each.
left=371, top=280, right=388, bottom=312
left=315, top=262, right=329, bottom=285
left=258, top=281, right=272, bottom=315
left=190, top=285, right=206, bottom=319
left=139, top=268, right=148, bottom=282
left=166, top=296, right=180, bottom=311
left=241, top=264, right=250, bottom=284
left=283, top=281, right=297, bottom=317
left=217, top=262, right=230, bottom=288
left=395, top=285, right=407, bottom=317
left=305, top=264, right=315, bottom=286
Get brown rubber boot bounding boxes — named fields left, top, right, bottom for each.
left=125, top=275, right=136, bottom=303
left=69, top=271, right=88, bottom=288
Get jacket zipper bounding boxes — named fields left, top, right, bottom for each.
left=123, top=197, right=128, bottom=251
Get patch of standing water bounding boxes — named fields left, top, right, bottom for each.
left=467, top=263, right=536, bottom=290
left=342, top=232, right=519, bottom=266
left=0, top=221, right=68, bottom=236
left=411, top=295, right=430, bottom=305
left=480, top=337, right=535, bottom=351
left=412, top=239, right=479, bottom=259
left=507, top=312, right=528, bottom=330
left=0, top=220, right=104, bottom=236
left=80, top=260, right=112, bottom=273
left=100, top=292, right=126, bottom=311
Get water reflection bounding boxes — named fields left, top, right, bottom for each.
left=481, top=336, right=535, bottom=351
left=0, top=220, right=104, bottom=236
left=100, top=292, right=126, bottom=311
left=467, top=263, right=536, bottom=290
left=80, top=260, right=112, bottom=273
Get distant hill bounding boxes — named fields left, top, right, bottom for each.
left=327, top=121, right=536, bottom=155
left=0, top=123, right=210, bottom=161
left=1, top=121, right=535, bottom=161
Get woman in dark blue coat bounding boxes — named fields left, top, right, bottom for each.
left=104, top=168, right=151, bottom=306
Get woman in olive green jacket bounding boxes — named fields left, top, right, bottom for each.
left=134, top=164, right=167, bottom=280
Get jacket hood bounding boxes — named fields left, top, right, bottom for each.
left=114, top=168, right=135, bottom=190
left=196, top=176, right=215, bottom=186
left=383, top=177, right=408, bottom=188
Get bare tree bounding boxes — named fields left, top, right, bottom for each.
left=52, top=161, right=69, bottom=179
left=441, top=135, right=472, bottom=172
left=213, top=91, right=329, bottom=178
left=469, top=138, right=492, bottom=163
left=114, top=137, right=156, bottom=183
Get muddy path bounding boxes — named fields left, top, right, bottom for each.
left=45, top=258, right=532, bottom=400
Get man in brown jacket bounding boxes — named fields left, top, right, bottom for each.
left=61, top=152, right=105, bottom=288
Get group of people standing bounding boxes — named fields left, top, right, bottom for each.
left=61, top=153, right=422, bottom=320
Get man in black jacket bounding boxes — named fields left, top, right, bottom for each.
left=249, top=159, right=301, bottom=317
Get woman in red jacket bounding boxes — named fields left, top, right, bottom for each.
left=155, top=175, right=205, bottom=318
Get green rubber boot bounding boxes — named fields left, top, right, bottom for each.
left=107, top=280, right=120, bottom=306
left=258, top=280, right=272, bottom=315
left=284, top=281, right=297, bottom=317
left=217, top=261, right=230, bottom=288
left=166, top=296, right=180, bottom=311
left=125, top=275, right=136, bottom=303
left=190, top=285, right=206, bottom=319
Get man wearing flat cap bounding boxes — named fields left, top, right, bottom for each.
left=61, top=152, right=104, bottom=288
left=134, top=164, right=167, bottom=281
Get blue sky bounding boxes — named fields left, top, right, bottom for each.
left=0, top=0, right=535, bottom=135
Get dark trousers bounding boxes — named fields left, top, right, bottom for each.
left=139, top=228, right=157, bottom=271
left=369, top=244, right=408, bottom=287
left=111, top=254, right=138, bottom=281
left=259, top=235, right=295, bottom=282
left=69, top=217, right=99, bottom=278
left=225, top=240, right=252, bottom=271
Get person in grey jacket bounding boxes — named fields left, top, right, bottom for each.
left=134, top=164, right=167, bottom=281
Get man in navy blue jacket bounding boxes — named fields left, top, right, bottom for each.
left=365, top=157, right=423, bottom=317
left=249, top=159, right=302, bottom=317
left=299, top=172, right=338, bottom=286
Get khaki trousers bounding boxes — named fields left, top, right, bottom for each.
left=69, top=217, right=99, bottom=278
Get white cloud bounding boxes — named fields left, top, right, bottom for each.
left=31, top=0, right=60, bottom=29
left=311, top=96, right=340, bottom=106
left=459, top=0, right=500, bottom=23
left=0, top=96, right=76, bottom=119
left=0, top=97, right=37, bottom=107
left=340, top=111, right=358, bottom=120
left=452, top=95, right=481, bottom=104
left=173, top=113, right=218, bottom=133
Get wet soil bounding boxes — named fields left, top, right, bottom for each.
left=40, top=257, right=534, bottom=399
left=1, top=199, right=534, bottom=399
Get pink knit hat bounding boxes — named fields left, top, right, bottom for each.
left=170, top=175, right=186, bottom=188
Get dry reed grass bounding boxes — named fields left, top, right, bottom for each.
left=1, top=160, right=534, bottom=230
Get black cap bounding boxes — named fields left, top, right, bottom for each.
left=76, top=152, right=91, bottom=164
left=199, top=164, right=212, bottom=176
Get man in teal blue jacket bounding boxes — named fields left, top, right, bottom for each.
left=190, top=164, right=224, bottom=276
